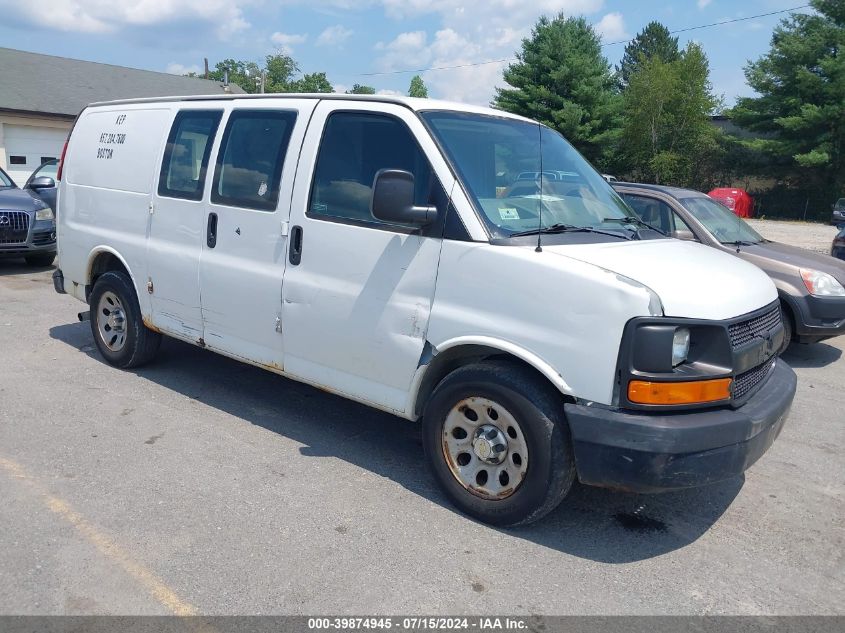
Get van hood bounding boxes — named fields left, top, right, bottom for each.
left=543, top=239, right=777, bottom=320
left=735, top=240, right=845, bottom=286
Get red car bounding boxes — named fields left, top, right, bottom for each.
left=709, top=187, right=754, bottom=218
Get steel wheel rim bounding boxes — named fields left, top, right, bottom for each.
left=96, top=291, right=127, bottom=352
left=442, top=397, right=529, bottom=500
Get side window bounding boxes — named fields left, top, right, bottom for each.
left=672, top=212, right=693, bottom=234
left=309, top=112, right=435, bottom=225
left=623, top=194, right=682, bottom=235
left=211, top=110, right=297, bottom=211
left=158, top=110, right=222, bottom=201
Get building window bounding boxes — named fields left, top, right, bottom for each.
left=40, top=157, right=56, bottom=164
left=9, top=156, right=26, bottom=165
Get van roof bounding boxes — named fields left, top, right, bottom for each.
left=85, top=93, right=533, bottom=122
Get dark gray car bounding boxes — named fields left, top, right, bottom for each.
left=614, top=182, right=845, bottom=350
left=0, top=165, right=57, bottom=267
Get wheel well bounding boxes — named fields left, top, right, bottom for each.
left=412, top=344, right=572, bottom=419
left=86, top=252, right=130, bottom=300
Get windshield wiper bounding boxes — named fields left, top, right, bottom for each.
left=509, top=223, right=633, bottom=240
left=603, top=216, right=666, bottom=236
left=721, top=240, right=760, bottom=246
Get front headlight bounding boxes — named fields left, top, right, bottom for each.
left=35, top=207, right=54, bottom=221
left=800, top=269, right=845, bottom=297
left=672, top=327, right=691, bottom=366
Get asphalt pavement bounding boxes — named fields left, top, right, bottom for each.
left=0, top=255, right=843, bottom=615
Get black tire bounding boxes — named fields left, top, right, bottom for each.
left=24, top=253, right=55, bottom=267
left=88, top=271, right=161, bottom=368
left=779, top=302, right=793, bottom=354
left=422, top=360, right=576, bottom=526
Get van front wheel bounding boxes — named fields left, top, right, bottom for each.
left=422, top=361, right=575, bottom=526
left=88, top=271, right=161, bottom=368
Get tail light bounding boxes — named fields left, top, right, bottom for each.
left=56, top=138, right=69, bottom=181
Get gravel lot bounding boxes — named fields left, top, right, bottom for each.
left=746, top=219, right=839, bottom=255
left=1, top=220, right=843, bottom=616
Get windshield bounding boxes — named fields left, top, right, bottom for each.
left=835, top=198, right=845, bottom=210
left=681, top=196, right=764, bottom=244
left=421, top=111, right=633, bottom=237
left=0, top=168, right=14, bottom=188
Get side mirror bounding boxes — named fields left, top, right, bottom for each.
left=672, top=229, right=696, bottom=241
left=371, top=169, right=437, bottom=226
left=29, top=176, right=56, bottom=191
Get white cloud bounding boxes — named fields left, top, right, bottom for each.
left=375, top=30, right=432, bottom=71
left=371, top=0, right=610, bottom=104
left=0, top=0, right=252, bottom=39
left=697, top=0, right=712, bottom=8
left=271, top=31, right=308, bottom=54
left=376, top=88, right=405, bottom=96
left=316, top=24, right=353, bottom=47
left=594, top=12, right=628, bottom=42
left=165, top=62, right=202, bottom=75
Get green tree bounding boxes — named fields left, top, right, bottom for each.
left=408, top=75, right=429, bottom=98
left=264, top=53, right=300, bottom=92
left=617, top=21, right=680, bottom=88
left=291, top=72, right=334, bottom=93
left=621, top=43, right=721, bottom=187
left=492, top=14, right=621, bottom=168
left=729, top=0, right=845, bottom=200
left=207, top=58, right=262, bottom=94
left=347, top=84, right=376, bottom=94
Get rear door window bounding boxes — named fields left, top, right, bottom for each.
left=211, top=110, right=297, bottom=211
left=158, top=110, right=222, bottom=201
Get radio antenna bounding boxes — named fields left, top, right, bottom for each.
left=535, top=123, right=544, bottom=253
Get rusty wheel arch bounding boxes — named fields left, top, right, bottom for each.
left=412, top=343, right=573, bottom=420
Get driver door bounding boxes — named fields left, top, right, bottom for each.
left=280, top=101, right=455, bottom=414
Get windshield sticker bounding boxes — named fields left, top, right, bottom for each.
left=499, top=207, right=520, bottom=220
left=258, top=181, right=268, bottom=197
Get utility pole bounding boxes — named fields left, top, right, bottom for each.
left=203, top=58, right=209, bottom=80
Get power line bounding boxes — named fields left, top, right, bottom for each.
left=357, top=4, right=811, bottom=77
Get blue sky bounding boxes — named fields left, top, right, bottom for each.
left=0, top=0, right=813, bottom=106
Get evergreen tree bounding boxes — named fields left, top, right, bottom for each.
left=408, top=75, right=429, bottom=98
left=492, top=14, right=621, bottom=168
left=730, top=0, right=844, bottom=199
left=617, top=21, right=680, bottom=88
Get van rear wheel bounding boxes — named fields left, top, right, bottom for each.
left=89, top=271, right=161, bottom=368
left=422, top=361, right=575, bottom=526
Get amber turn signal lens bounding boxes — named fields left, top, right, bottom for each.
left=628, top=378, right=732, bottom=405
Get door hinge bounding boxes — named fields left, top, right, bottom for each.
left=280, top=221, right=290, bottom=237
left=149, top=201, right=155, bottom=215
left=147, top=278, right=154, bottom=294
left=275, top=316, right=282, bottom=333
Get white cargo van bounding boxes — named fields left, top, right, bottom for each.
left=54, top=95, right=796, bottom=525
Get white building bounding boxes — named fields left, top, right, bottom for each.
left=0, top=48, right=243, bottom=184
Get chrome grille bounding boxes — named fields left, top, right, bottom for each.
left=0, top=210, right=30, bottom=244
left=728, top=305, right=781, bottom=349
left=733, top=357, right=776, bottom=401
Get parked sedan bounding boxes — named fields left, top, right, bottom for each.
left=0, top=165, right=57, bottom=267
left=614, top=182, right=845, bottom=351
left=833, top=226, right=845, bottom=261
left=23, top=159, right=59, bottom=212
